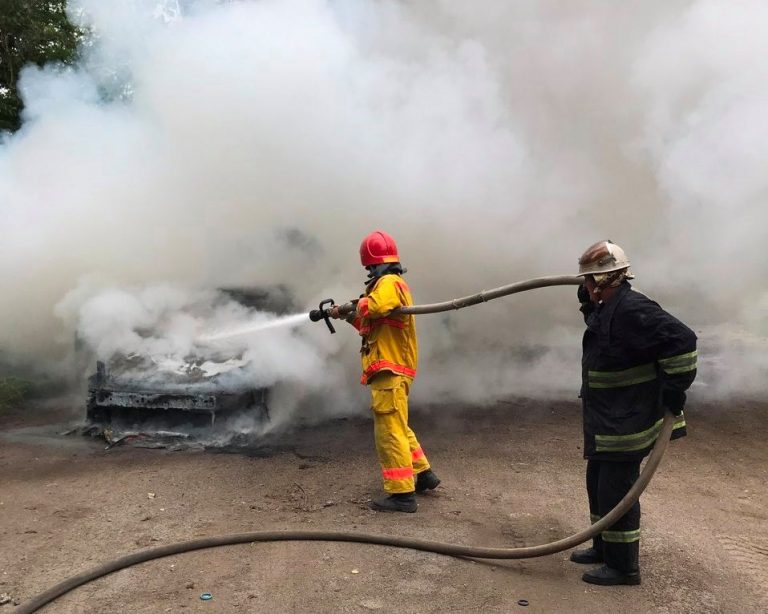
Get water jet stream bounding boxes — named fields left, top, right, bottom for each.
left=197, top=313, right=308, bottom=343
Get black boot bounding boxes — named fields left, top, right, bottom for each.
left=569, top=547, right=604, bottom=565
left=415, top=469, right=441, bottom=493
left=370, top=492, right=417, bottom=513
left=582, top=565, right=641, bottom=586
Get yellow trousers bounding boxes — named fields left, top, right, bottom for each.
left=369, top=372, right=431, bottom=493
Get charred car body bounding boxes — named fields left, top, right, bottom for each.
left=84, top=286, right=294, bottom=446
left=86, top=356, right=269, bottom=430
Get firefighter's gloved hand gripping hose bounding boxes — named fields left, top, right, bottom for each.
left=20, top=276, right=677, bottom=613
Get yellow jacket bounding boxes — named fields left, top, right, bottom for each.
left=352, top=274, right=418, bottom=385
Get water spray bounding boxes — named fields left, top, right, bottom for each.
left=197, top=313, right=309, bottom=343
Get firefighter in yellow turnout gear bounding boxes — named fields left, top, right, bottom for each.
left=331, top=230, right=440, bottom=513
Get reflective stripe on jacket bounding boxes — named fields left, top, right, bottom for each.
left=353, top=274, right=418, bottom=385
left=581, top=282, right=697, bottom=460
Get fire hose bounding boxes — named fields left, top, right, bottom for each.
left=19, top=276, right=676, bottom=613
left=309, top=275, right=583, bottom=332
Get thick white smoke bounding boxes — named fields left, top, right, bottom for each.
left=1, top=0, right=766, bottom=416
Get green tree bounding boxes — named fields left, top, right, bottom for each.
left=0, top=0, right=81, bottom=132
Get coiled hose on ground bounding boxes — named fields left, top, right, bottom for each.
left=19, top=276, right=675, bottom=613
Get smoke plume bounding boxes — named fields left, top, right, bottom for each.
left=1, top=0, right=766, bottom=420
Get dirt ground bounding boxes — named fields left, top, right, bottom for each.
left=1, top=397, right=767, bottom=613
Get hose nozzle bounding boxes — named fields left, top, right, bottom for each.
left=309, top=298, right=337, bottom=333
left=309, top=299, right=356, bottom=334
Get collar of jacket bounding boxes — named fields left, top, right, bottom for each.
left=365, top=272, right=400, bottom=293
left=587, top=282, right=632, bottom=339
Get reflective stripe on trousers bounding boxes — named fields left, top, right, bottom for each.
left=589, top=512, right=640, bottom=540
left=602, top=529, right=641, bottom=543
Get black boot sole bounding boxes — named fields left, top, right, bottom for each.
left=369, top=501, right=417, bottom=513
left=582, top=571, right=641, bottom=586
left=415, top=483, right=440, bottom=493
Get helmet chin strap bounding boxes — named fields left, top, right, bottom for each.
left=592, top=269, right=632, bottom=296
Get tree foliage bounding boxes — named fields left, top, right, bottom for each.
left=0, top=0, right=82, bottom=132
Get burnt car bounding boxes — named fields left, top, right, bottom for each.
left=84, top=286, right=294, bottom=446
left=86, top=355, right=269, bottom=430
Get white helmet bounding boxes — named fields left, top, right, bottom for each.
left=577, top=240, right=631, bottom=276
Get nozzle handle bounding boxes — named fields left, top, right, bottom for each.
left=308, top=298, right=336, bottom=334
left=309, top=299, right=358, bottom=334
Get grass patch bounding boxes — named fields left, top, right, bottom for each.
left=0, top=376, right=33, bottom=411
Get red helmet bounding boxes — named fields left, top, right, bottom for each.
left=359, top=230, right=399, bottom=267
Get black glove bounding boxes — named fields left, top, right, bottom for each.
left=577, top=284, right=590, bottom=304
left=578, top=284, right=595, bottom=321
left=663, top=391, right=688, bottom=440
left=661, top=389, right=686, bottom=414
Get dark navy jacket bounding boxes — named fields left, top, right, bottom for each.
left=580, top=282, right=697, bottom=460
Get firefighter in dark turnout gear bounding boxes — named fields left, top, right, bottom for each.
left=569, top=240, right=697, bottom=586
